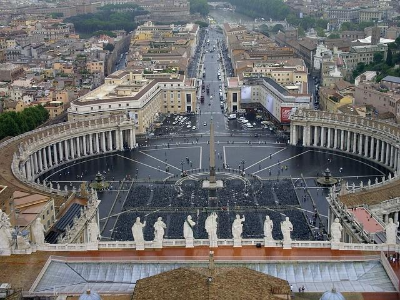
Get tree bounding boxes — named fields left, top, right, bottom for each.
left=386, top=49, right=393, bottom=67
left=271, top=24, right=284, bottom=33
left=189, top=0, right=209, bottom=16
left=258, top=24, right=269, bottom=36
left=328, top=33, right=340, bottom=39
left=297, top=27, right=305, bottom=37
left=373, top=52, right=384, bottom=63
left=316, top=28, right=325, bottom=37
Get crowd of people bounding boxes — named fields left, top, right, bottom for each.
left=110, top=178, right=313, bottom=241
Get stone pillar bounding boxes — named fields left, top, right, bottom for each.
left=119, top=129, right=124, bottom=150
left=101, top=132, right=106, bottom=152
left=70, top=138, right=75, bottom=159
left=58, top=142, right=63, bottom=161
left=130, top=129, right=135, bottom=149
left=38, top=149, right=43, bottom=172
left=321, top=127, right=325, bottom=147
left=89, top=134, right=94, bottom=154
left=395, top=148, right=399, bottom=172
left=385, top=143, right=390, bottom=166
left=302, top=126, right=309, bottom=147
left=76, top=137, right=81, bottom=158
left=48, top=145, right=53, bottom=167
left=313, top=126, right=318, bottom=146
left=53, top=143, right=58, bottom=164
left=83, top=135, right=87, bottom=155
left=108, top=131, right=113, bottom=151
left=334, top=128, right=338, bottom=149
left=26, top=157, right=32, bottom=181
left=96, top=133, right=100, bottom=153
left=358, top=133, right=363, bottom=155
left=340, top=130, right=344, bottom=150
left=370, top=137, right=375, bottom=159
left=389, top=145, right=394, bottom=168
left=33, top=152, right=38, bottom=174
left=375, top=140, right=380, bottom=161
left=327, top=127, right=331, bottom=148
left=364, top=135, right=369, bottom=157
left=346, top=130, right=351, bottom=152
left=384, top=214, right=388, bottom=223
left=43, top=147, right=48, bottom=169
left=395, top=211, right=399, bottom=224
left=380, top=141, right=385, bottom=163
left=64, top=140, right=69, bottom=160
left=352, top=133, right=357, bottom=153
left=21, top=163, right=26, bottom=178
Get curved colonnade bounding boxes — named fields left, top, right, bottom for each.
left=9, top=115, right=136, bottom=195
left=290, top=109, right=400, bottom=174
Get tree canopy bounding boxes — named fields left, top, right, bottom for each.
left=190, top=0, right=209, bottom=16
left=0, top=105, right=49, bottom=140
left=64, top=4, right=147, bottom=35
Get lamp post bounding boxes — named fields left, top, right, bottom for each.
left=241, top=160, right=245, bottom=176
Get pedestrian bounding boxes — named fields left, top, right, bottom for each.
left=301, top=285, right=305, bottom=292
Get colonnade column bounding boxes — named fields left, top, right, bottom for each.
left=380, top=141, right=385, bottom=163
left=70, top=138, right=75, bottom=159
left=327, top=128, right=331, bottom=148
left=389, top=146, right=394, bottom=168
left=340, top=130, right=344, bottom=150
left=358, top=133, right=363, bottom=155
left=395, top=212, right=399, bottom=223
left=26, top=157, right=32, bottom=181
left=33, top=152, right=38, bottom=174
left=321, top=127, right=325, bottom=147
left=53, top=143, right=58, bottom=164
left=352, top=133, right=357, bottom=153
left=96, top=133, right=100, bottom=153
left=130, top=129, right=135, bottom=149
left=313, top=126, right=318, bottom=146
left=364, top=135, right=369, bottom=157
left=59, top=142, right=64, bottom=161
left=48, top=145, right=53, bottom=167
left=375, top=140, right=380, bottom=161
left=76, top=137, right=81, bottom=158
left=43, top=147, right=48, bottom=169
left=119, top=130, right=124, bottom=150
left=108, top=131, right=113, bottom=150
left=370, top=137, right=375, bottom=159
left=64, top=140, right=69, bottom=160
left=346, top=131, right=351, bottom=152
left=89, top=134, right=94, bottom=154
left=83, top=135, right=87, bottom=155
left=38, top=149, right=43, bottom=172
left=101, top=132, right=106, bottom=152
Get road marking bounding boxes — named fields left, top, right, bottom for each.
left=253, top=150, right=311, bottom=174
left=244, top=148, right=287, bottom=170
left=139, top=150, right=181, bottom=171
left=116, top=154, right=173, bottom=175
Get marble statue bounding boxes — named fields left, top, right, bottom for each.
left=232, top=214, right=245, bottom=240
left=87, top=218, right=100, bottom=243
left=132, top=217, right=146, bottom=249
left=264, top=215, right=274, bottom=241
left=183, top=215, right=196, bottom=239
left=330, top=218, right=343, bottom=243
left=153, top=217, right=166, bottom=244
left=31, top=218, right=46, bottom=245
left=385, top=218, right=398, bottom=244
left=184, top=215, right=196, bottom=248
left=281, top=217, right=293, bottom=243
left=0, top=210, right=12, bottom=253
left=205, top=212, right=218, bottom=247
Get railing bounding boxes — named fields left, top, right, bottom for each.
left=381, top=251, right=400, bottom=292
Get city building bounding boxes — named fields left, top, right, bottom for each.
left=68, top=70, right=197, bottom=134
left=0, top=63, right=24, bottom=81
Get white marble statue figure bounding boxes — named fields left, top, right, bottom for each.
left=153, top=217, right=166, bottom=243
left=132, top=217, right=146, bottom=243
left=205, top=212, right=218, bottom=244
left=264, top=215, right=274, bottom=241
left=232, top=214, right=245, bottom=240
left=0, top=209, right=12, bottom=251
left=183, top=215, right=196, bottom=239
left=31, top=218, right=46, bottom=245
left=87, top=218, right=100, bottom=243
left=385, top=218, right=399, bottom=244
left=281, top=217, right=293, bottom=243
left=330, top=218, right=343, bottom=243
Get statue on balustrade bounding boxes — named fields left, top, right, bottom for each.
left=232, top=214, right=245, bottom=240
left=87, top=217, right=100, bottom=243
left=280, top=217, right=293, bottom=243
left=132, top=217, right=146, bottom=243
left=264, top=215, right=274, bottom=241
left=205, top=212, right=218, bottom=247
left=385, top=218, right=399, bottom=244
left=330, top=218, right=343, bottom=243
left=31, top=218, right=46, bottom=245
left=153, top=217, right=166, bottom=244
left=0, top=209, right=12, bottom=252
left=183, top=215, right=196, bottom=239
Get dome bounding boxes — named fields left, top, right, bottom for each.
left=79, top=290, right=101, bottom=300
left=320, top=288, right=345, bottom=300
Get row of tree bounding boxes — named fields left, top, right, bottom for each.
left=0, top=106, right=49, bottom=141
left=190, top=0, right=209, bottom=16
left=64, top=4, right=147, bottom=35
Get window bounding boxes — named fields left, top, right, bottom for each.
left=91, top=107, right=93, bottom=110
left=126, top=103, right=129, bottom=106
left=186, top=94, right=192, bottom=104
left=233, top=93, right=238, bottom=103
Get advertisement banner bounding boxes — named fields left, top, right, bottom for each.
left=281, top=107, right=293, bottom=123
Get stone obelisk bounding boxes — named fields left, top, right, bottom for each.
left=202, top=118, right=223, bottom=207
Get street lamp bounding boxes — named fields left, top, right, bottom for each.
left=241, top=160, right=245, bottom=175
left=181, top=160, right=184, bottom=173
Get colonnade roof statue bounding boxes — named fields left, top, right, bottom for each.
left=385, top=218, right=399, bottom=244
left=330, top=218, right=343, bottom=243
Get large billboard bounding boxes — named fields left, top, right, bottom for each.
left=281, top=107, right=293, bottom=123
left=241, top=86, right=252, bottom=103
